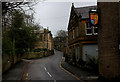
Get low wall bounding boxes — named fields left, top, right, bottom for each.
left=2, top=54, right=22, bottom=73
left=2, top=50, right=54, bottom=73
left=2, top=54, right=12, bottom=73
left=23, top=51, right=54, bottom=59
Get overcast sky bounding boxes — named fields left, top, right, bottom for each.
left=33, top=0, right=97, bottom=37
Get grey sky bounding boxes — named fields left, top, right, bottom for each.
left=33, top=1, right=97, bottom=37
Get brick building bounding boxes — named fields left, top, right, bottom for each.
left=35, top=28, right=53, bottom=50
left=67, top=3, right=98, bottom=64
left=98, top=2, right=120, bottom=79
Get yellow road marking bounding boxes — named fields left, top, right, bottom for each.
left=24, top=73, right=29, bottom=80
left=26, top=73, right=28, bottom=77
left=59, top=57, right=84, bottom=81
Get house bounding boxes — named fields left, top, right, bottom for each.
left=67, top=3, right=98, bottom=64
left=34, top=28, right=53, bottom=50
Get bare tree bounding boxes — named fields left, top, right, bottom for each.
left=56, top=30, right=68, bottom=38
left=2, top=2, right=38, bottom=31
left=54, top=30, right=68, bottom=51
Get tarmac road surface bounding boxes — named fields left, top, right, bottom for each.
left=22, top=50, right=79, bottom=81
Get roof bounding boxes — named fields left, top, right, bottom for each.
left=74, top=6, right=97, bottom=19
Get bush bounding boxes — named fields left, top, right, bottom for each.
left=86, top=56, right=98, bottom=73
left=2, top=36, right=13, bottom=55
left=33, top=48, right=48, bottom=52
left=33, top=48, right=54, bottom=53
left=78, top=59, right=86, bottom=67
left=42, top=48, right=48, bottom=51
left=33, top=48, right=41, bottom=52
left=68, top=58, right=72, bottom=64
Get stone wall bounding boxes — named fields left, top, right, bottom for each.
left=2, top=54, right=22, bottom=73
left=23, top=51, right=54, bottom=59
left=98, top=2, right=120, bottom=79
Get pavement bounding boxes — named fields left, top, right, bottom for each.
left=2, top=61, right=26, bottom=80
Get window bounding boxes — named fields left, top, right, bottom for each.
left=69, top=32, right=72, bottom=40
left=85, top=23, right=98, bottom=35
left=40, top=35, right=42, bottom=41
left=73, top=29, right=75, bottom=39
left=69, top=48, right=72, bottom=57
left=86, top=22, right=92, bottom=35
left=44, top=34, right=46, bottom=41
left=76, top=26, right=79, bottom=37
left=75, top=46, right=80, bottom=61
left=93, top=26, right=98, bottom=35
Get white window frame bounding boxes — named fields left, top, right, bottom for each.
left=85, top=23, right=92, bottom=35
left=93, top=26, right=98, bottom=35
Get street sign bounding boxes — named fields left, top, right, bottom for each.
left=89, top=11, right=99, bottom=27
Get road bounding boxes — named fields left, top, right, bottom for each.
left=22, top=50, right=78, bottom=81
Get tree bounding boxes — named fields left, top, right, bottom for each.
left=2, top=2, right=42, bottom=66
left=55, top=30, right=68, bottom=44
left=54, top=30, right=68, bottom=51
left=56, top=30, right=68, bottom=38
left=2, top=2, right=36, bottom=15
left=2, top=10, right=39, bottom=55
left=2, top=2, right=36, bottom=31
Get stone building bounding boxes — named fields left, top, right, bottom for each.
left=35, top=28, right=53, bottom=50
left=67, top=4, right=98, bottom=64
left=97, top=2, right=120, bottom=79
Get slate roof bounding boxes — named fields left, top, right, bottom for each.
left=74, top=6, right=97, bottom=19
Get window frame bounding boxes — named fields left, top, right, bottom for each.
left=85, top=22, right=92, bottom=35
left=93, top=26, right=98, bottom=35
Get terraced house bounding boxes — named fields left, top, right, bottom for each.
left=67, top=4, right=98, bottom=64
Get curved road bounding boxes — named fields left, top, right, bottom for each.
left=23, top=50, right=78, bottom=81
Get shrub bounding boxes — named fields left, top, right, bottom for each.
left=68, top=58, right=73, bottom=64
left=86, top=56, right=98, bottom=73
left=78, top=59, right=86, bottom=67
left=33, top=48, right=54, bottom=53
left=33, top=48, right=41, bottom=52
left=2, top=36, right=13, bottom=55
